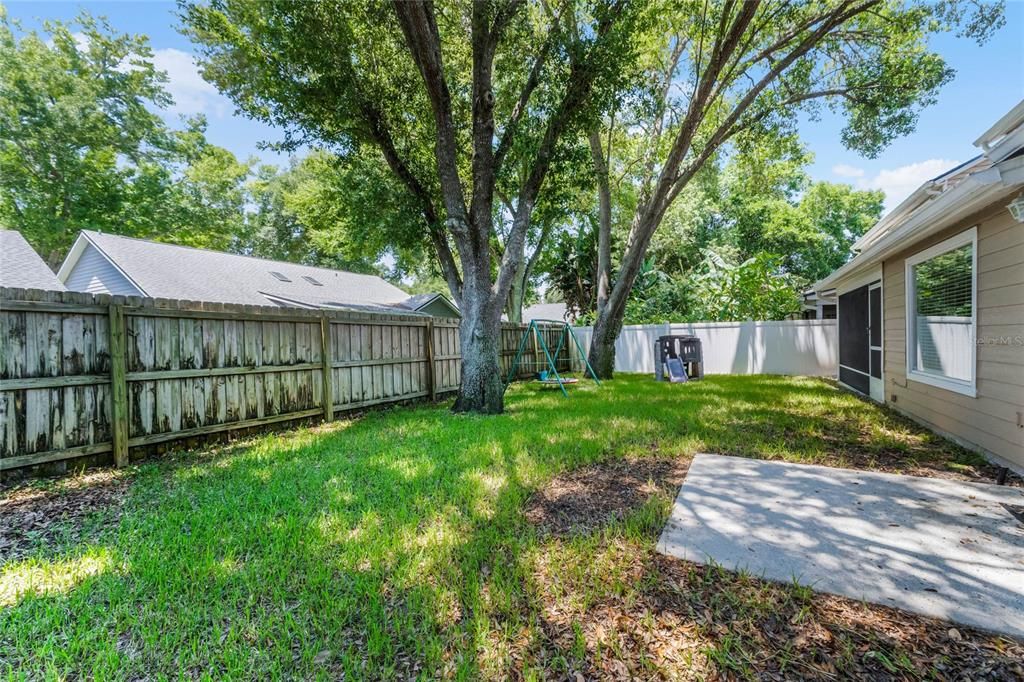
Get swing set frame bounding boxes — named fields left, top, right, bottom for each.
left=503, top=319, right=601, bottom=397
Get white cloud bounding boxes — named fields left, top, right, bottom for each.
left=151, top=48, right=229, bottom=118
left=833, top=158, right=959, bottom=212
left=46, top=31, right=91, bottom=52
left=863, top=159, right=960, bottom=211
left=71, top=32, right=90, bottom=53
left=831, top=163, right=865, bottom=179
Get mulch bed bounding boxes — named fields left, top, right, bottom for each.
left=531, top=541, right=1024, bottom=681
left=0, top=470, right=131, bottom=562
left=524, top=456, right=689, bottom=536
left=521, top=454, right=1023, bottom=679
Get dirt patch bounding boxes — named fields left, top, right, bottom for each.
left=530, top=540, right=1024, bottom=680
left=0, top=469, right=131, bottom=562
left=524, top=457, right=689, bottom=536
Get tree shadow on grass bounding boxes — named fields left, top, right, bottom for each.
left=3, top=386, right=615, bottom=678
left=0, top=375, right=1012, bottom=679
left=530, top=535, right=1024, bottom=680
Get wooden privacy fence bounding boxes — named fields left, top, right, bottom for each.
left=0, top=288, right=573, bottom=474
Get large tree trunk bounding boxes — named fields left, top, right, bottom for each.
left=589, top=128, right=612, bottom=318
left=506, top=279, right=525, bottom=323
left=505, top=251, right=527, bottom=323
left=586, top=211, right=658, bottom=379
left=452, top=284, right=505, bottom=414
left=587, top=308, right=620, bottom=378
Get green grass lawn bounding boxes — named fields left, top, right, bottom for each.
left=1, top=375, right=1017, bottom=680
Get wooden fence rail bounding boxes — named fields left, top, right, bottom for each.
left=0, top=288, right=573, bottom=474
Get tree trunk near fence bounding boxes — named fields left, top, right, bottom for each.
left=587, top=301, right=621, bottom=379
left=589, top=127, right=613, bottom=321
left=452, top=299, right=504, bottom=414
left=391, top=1, right=618, bottom=413
left=586, top=206, right=656, bottom=379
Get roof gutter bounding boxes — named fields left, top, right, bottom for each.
left=815, top=174, right=1006, bottom=292
left=974, top=99, right=1024, bottom=150
left=851, top=155, right=990, bottom=254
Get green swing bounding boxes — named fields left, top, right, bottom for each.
left=503, top=319, right=602, bottom=397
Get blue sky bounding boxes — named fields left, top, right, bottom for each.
left=7, top=1, right=1024, bottom=212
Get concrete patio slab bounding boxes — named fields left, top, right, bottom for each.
left=657, top=454, right=1024, bottom=638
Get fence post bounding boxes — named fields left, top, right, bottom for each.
left=108, top=304, right=129, bottom=467
left=425, top=319, right=435, bottom=401
left=320, top=314, right=333, bottom=422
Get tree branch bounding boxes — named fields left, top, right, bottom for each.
left=639, top=0, right=760, bottom=223
left=491, top=0, right=525, bottom=41
left=493, top=21, right=555, bottom=174
left=664, top=0, right=882, bottom=212
left=470, top=0, right=501, bottom=255
left=492, top=4, right=620, bottom=306
left=640, top=35, right=686, bottom=195
left=356, top=99, right=462, bottom=300
left=392, top=0, right=471, bottom=246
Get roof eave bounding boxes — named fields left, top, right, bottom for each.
left=815, top=175, right=1008, bottom=292
left=851, top=155, right=990, bottom=254
left=55, top=232, right=89, bottom=282
left=57, top=230, right=149, bottom=296
left=984, top=124, right=1024, bottom=163
left=973, top=99, right=1024, bottom=149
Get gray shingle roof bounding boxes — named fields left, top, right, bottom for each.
left=0, top=230, right=66, bottom=291
left=396, top=293, right=443, bottom=310
left=77, top=231, right=411, bottom=309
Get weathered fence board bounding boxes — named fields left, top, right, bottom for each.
left=1, top=288, right=573, bottom=473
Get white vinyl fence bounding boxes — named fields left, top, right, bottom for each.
left=574, top=320, right=837, bottom=376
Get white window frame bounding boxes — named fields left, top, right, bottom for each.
left=904, top=226, right=977, bottom=397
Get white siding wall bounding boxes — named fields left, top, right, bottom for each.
left=64, top=244, right=142, bottom=296
left=574, top=320, right=837, bottom=376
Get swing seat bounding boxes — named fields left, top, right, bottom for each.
left=534, top=377, right=579, bottom=388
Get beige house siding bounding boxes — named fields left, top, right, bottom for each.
left=882, top=202, right=1024, bottom=470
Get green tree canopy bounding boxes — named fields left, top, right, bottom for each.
left=577, top=0, right=1004, bottom=377
left=0, top=9, right=254, bottom=264
left=546, top=142, right=885, bottom=323
left=181, top=0, right=646, bottom=412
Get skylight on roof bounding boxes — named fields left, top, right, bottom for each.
left=302, top=275, right=324, bottom=286
left=270, top=271, right=291, bottom=282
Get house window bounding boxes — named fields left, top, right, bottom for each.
left=905, top=227, right=977, bottom=397
left=302, top=275, right=323, bottom=286
left=270, top=271, right=291, bottom=282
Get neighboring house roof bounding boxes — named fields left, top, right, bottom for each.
left=801, top=289, right=836, bottom=306
left=815, top=99, right=1024, bottom=293
left=398, top=293, right=445, bottom=310
left=522, top=302, right=571, bottom=322
left=57, top=231, right=450, bottom=315
left=0, top=230, right=66, bottom=291
left=392, top=292, right=460, bottom=318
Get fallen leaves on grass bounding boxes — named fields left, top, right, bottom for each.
left=524, top=456, right=689, bottom=536
left=530, top=540, right=1024, bottom=680
left=0, top=469, right=131, bottom=561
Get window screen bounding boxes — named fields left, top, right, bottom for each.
left=909, top=241, right=973, bottom=383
